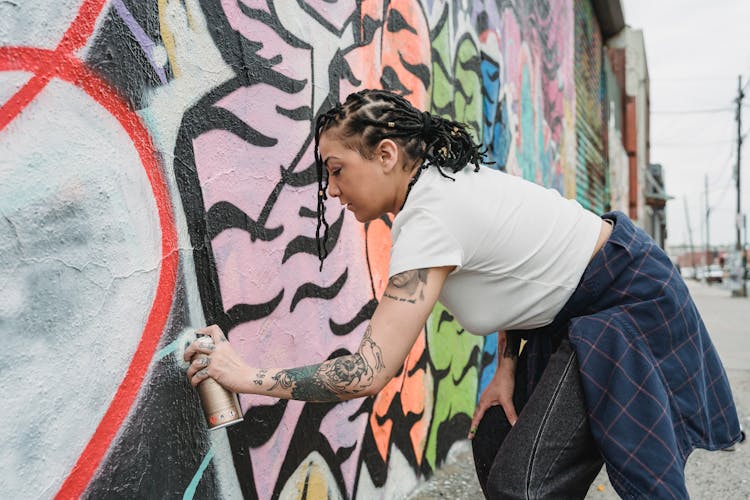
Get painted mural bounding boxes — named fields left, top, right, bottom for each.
left=0, top=0, right=582, bottom=498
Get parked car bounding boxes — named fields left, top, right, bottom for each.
left=704, top=264, right=724, bottom=283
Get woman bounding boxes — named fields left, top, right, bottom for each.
left=185, top=89, right=741, bottom=499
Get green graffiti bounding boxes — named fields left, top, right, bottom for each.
left=423, top=302, right=483, bottom=470
left=430, top=5, right=454, bottom=119
left=453, top=35, right=483, bottom=143
left=424, top=12, right=487, bottom=472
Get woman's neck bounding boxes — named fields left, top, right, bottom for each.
left=395, top=162, right=427, bottom=214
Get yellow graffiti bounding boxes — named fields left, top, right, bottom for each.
left=280, top=452, right=344, bottom=500
left=158, top=0, right=200, bottom=79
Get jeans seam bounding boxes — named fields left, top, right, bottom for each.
left=534, top=415, right=589, bottom=496
left=525, top=348, right=576, bottom=498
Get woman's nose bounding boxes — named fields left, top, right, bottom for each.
left=327, top=178, right=340, bottom=197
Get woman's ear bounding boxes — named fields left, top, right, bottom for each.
left=376, top=139, right=400, bottom=173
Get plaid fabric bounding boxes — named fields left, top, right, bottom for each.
left=519, top=211, right=741, bottom=499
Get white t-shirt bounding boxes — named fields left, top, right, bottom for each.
left=389, top=165, right=602, bottom=334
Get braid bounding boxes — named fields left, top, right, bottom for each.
left=313, top=89, right=488, bottom=269
left=313, top=106, right=342, bottom=270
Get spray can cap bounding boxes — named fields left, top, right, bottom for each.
left=195, top=332, right=214, bottom=345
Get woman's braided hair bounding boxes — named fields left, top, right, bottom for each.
left=313, top=89, right=488, bottom=269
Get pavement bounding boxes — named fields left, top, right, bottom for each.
left=406, top=280, right=750, bottom=500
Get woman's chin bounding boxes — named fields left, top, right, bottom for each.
left=352, top=210, right=375, bottom=223
left=347, top=205, right=386, bottom=223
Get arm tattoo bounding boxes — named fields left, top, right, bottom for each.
left=270, top=325, right=385, bottom=402
left=254, top=369, right=267, bottom=386
left=503, top=332, right=521, bottom=360
left=382, top=292, right=416, bottom=304
left=199, top=341, right=216, bottom=351
left=385, top=269, right=429, bottom=302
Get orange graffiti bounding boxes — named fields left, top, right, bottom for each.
left=370, top=330, right=430, bottom=464
left=364, top=216, right=392, bottom=299
left=342, top=0, right=431, bottom=108
left=338, top=0, right=434, bottom=469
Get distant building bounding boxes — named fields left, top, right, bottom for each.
left=604, top=51, right=629, bottom=215
left=645, top=163, right=671, bottom=248
left=606, top=27, right=670, bottom=247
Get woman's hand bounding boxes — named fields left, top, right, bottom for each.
left=184, top=325, right=252, bottom=393
left=468, top=334, right=519, bottom=439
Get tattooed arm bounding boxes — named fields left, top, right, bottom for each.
left=185, top=266, right=453, bottom=401
left=247, top=325, right=385, bottom=402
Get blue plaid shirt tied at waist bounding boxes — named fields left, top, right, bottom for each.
left=518, top=211, right=741, bottom=499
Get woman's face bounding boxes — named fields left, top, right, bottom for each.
left=318, top=132, right=398, bottom=222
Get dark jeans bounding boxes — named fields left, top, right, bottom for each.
left=472, top=339, right=603, bottom=499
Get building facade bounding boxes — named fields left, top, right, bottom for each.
left=607, top=26, right=666, bottom=245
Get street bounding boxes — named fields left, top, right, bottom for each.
left=407, top=280, right=750, bottom=500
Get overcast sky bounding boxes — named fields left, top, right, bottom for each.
left=621, top=0, right=750, bottom=249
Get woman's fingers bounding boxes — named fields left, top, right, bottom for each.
left=195, top=324, right=227, bottom=344
left=183, top=336, right=216, bottom=362
left=190, top=367, right=210, bottom=387
left=469, top=397, right=494, bottom=439
left=469, top=409, right=480, bottom=436
left=183, top=325, right=236, bottom=388
left=502, top=400, right=518, bottom=426
left=186, top=355, right=210, bottom=379
left=469, top=394, right=518, bottom=440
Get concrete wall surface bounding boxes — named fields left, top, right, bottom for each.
left=0, top=1, right=600, bottom=498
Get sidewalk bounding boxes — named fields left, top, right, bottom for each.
left=407, top=280, right=750, bottom=499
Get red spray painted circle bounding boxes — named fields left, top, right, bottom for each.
left=0, top=1, right=178, bottom=498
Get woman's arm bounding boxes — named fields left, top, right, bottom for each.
left=468, top=330, right=521, bottom=438
left=185, top=266, right=454, bottom=402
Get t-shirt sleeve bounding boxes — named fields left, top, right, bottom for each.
left=389, top=209, right=464, bottom=279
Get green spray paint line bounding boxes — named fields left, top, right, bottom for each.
left=183, top=445, right=215, bottom=500
left=157, top=328, right=196, bottom=364
left=156, top=338, right=181, bottom=360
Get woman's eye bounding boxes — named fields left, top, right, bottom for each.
left=331, top=168, right=342, bottom=177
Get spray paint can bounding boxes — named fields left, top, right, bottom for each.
left=194, top=334, right=244, bottom=430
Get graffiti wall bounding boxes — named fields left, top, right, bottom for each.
left=1, top=0, right=582, bottom=498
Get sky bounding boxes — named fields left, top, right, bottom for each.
left=621, top=0, right=750, bottom=249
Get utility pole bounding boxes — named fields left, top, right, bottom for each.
left=705, top=174, right=710, bottom=267
left=684, top=196, right=697, bottom=280
left=734, top=75, right=747, bottom=297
